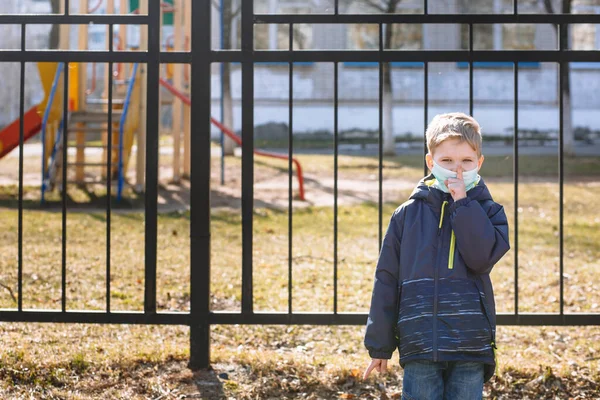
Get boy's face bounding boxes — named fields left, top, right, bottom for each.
left=426, top=138, right=484, bottom=173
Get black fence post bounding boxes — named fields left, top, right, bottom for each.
left=189, top=0, right=212, bottom=370
left=241, top=0, right=255, bottom=316
left=144, top=0, right=161, bottom=316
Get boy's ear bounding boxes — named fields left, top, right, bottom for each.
left=425, top=153, right=434, bottom=171
left=477, top=155, right=485, bottom=170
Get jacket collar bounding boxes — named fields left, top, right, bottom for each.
left=408, top=173, right=492, bottom=209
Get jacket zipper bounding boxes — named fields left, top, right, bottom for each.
left=475, top=276, right=498, bottom=374
left=439, top=199, right=456, bottom=269
left=433, top=199, right=449, bottom=361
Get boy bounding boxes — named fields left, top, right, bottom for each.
left=362, top=112, right=510, bottom=400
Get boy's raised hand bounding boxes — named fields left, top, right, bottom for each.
left=444, top=165, right=467, bottom=201
left=363, top=358, right=388, bottom=380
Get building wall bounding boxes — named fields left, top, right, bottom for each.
left=211, top=63, right=600, bottom=137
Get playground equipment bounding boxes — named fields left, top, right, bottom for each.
left=0, top=0, right=306, bottom=202
left=159, top=78, right=306, bottom=201
left=0, top=63, right=61, bottom=162
left=162, top=0, right=306, bottom=200
left=0, top=0, right=141, bottom=202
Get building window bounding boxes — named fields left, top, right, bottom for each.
left=459, top=0, right=535, bottom=50
left=237, top=1, right=313, bottom=49
left=570, top=0, right=600, bottom=50
left=460, top=24, right=536, bottom=50
left=346, top=4, right=423, bottom=50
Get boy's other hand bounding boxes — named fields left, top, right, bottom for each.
left=444, top=165, right=467, bottom=201
left=363, top=358, right=388, bottom=380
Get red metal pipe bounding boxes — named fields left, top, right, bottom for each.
left=87, top=0, right=103, bottom=13
left=158, top=77, right=306, bottom=201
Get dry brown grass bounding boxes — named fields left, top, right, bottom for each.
left=0, top=150, right=598, bottom=398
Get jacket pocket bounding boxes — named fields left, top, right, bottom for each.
left=396, top=278, right=435, bottom=358
left=474, top=276, right=496, bottom=347
left=436, top=277, right=492, bottom=356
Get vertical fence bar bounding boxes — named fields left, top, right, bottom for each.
left=378, top=23, right=383, bottom=250
left=288, top=24, right=294, bottom=315
left=469, top=24, right=473, bottom=116
left=144, top=0, right=160, bottom=314
left=334, top=0, right=339, bottom=14
left=241, top=0, right=255, bottom=315
left=423, top=61, right=428, bottom=176
left=189, top=0, right=212, bottom=370
left=333, top=61, right=338, bottom=314
left=18, top=24, right=26, bottom=312
left=423, top=2, right=429, bottom=174
left=558, top=22, right=566, bottom=317
left=220, top=0, right=225, bottom=186
left=559, top=60, right=565, bottom=317
left=61, top=62, right=69, bottom=312
left=106, top=25, right=114, bottom=312
left=513, top=62, right=519, bottom=316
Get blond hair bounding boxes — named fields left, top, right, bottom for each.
left=426, top=112, right=482, bottom=158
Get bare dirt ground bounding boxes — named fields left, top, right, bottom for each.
left=207, top=164, right=416, bottom=211
left=0, top=144, right=418, bottom=211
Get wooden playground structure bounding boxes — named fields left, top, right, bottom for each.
left=32, top=0, right=195, bottom=201
left=65, top=0, right=196, bottom=196
left=0, top=0, right=306, bottom=202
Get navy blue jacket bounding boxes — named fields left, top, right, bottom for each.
left=364, top=173, right=510, bottom=383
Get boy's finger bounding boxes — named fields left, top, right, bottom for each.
left=448, top=178, right=464, bottom=186
left=456, top=166, right=463, bottom=180
left=363, top=363, right=375, bottom=380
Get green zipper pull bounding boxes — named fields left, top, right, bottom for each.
left=438, top=200, right=448, bottom=236
left=448, top=230, right=456, bottom=269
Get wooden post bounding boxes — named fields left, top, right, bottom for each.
left=136, top=0, right=148, bottom=191
left=99, top=0, right=116, bottom=180
left=78, top=0, right=88, bottom=112
left=157, top=0, right=165, bottom=183
left=76, top=0, right=89, bottom=183
left=120, top=0, right=128, bottom=80
left=183, top=0, right=191, bottom=178
left=171, top=0, right=183, bottom=183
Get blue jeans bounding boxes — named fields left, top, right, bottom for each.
left=401, top=360, right=484, bottom=400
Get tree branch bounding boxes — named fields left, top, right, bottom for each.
left=543, top=0, right=555, bottom=14
left=213, top=1, right=241, bottom=18
left=232, top=3, right=242, bottom=18
left=362, top=0, right=387, bottom=13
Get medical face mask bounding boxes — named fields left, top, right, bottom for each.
left=431, top=159, right=479, bottom=193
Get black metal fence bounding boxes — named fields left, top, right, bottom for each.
left=2, top=0, right=599, bottom=371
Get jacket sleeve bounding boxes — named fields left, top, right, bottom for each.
left=364, top=207, right=404, bottom=359
left=448, top=197, right=510, bottom=275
